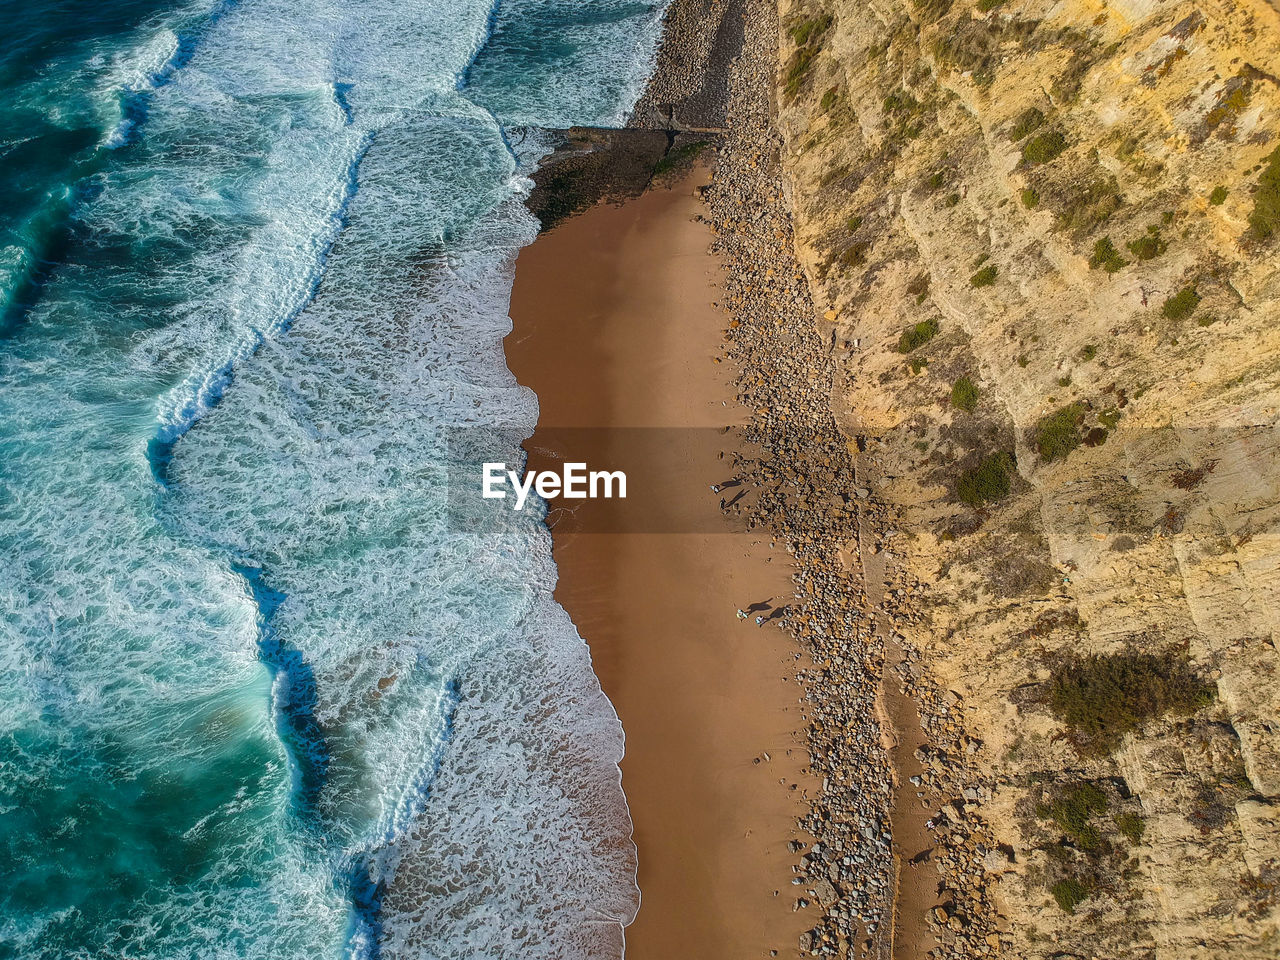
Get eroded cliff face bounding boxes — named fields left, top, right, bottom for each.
left=773, top=0, right=1280, bottom=954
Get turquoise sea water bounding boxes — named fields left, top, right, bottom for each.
left=0, top=1, right=663, bottom=956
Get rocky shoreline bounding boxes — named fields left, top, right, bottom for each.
left=531, top=0, right=1280, bottom=953
left=699, top=21, right=898, bottom=947
left=634, top=0, right=898, bottom=953
left=624, top=0, right=1009, bottom=956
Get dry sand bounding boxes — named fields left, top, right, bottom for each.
left=505, top=167, right=817, bottom=960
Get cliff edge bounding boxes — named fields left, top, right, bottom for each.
left=774, top=0, right=1280, bottom=955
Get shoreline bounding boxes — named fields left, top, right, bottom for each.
left=505, top=164, right=817, bottom=959
left=495, top=0, right=1280, bottom=953
left=505, top=0, right=936, bottom=953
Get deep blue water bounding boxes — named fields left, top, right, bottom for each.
left=0, top=1, right=662, bottom=956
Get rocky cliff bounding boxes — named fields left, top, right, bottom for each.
left=773, top=0, right=1280, bottom=954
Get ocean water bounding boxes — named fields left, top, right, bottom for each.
left=0, top=1, right=666, bottom=956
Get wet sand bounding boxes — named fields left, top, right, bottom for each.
left=505, top=167, right=816, bottom=959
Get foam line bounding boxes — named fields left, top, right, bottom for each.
left=149, top=128, right=374, bottom=485
left=232, top=562, right=329, bottom=827
left=455, top=0, right=504, bottom=91
left=341, top=858, right=387, bottom=960
left=341, top=679, right=461, bottom=960
left=106, top=0, right=243, bottom=149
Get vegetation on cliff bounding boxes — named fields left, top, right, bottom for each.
left=775, top=0, right=1280, bottom=949
left=1248, top=146, right=1280, bottom=241
left=1047, top=652, right=1216, bottom=755
left=954, top=451, right=1013, bottom=506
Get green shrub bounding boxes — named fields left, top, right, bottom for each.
left=883, top=89, right=921, bottom=114
left=1115, top=812, right=1146, bottom=844
left=1034, top=402, right=1084, bottom=462
left=956, top=452, right=1014, bottom=505
left=951, top=375, right=979, bottom=412
left=820, top=162, right=852, bottom=187
left=783, top=46, right=821, bottom=98
left=1021, top=187, right=1039, bottom=209
left=1047, top=651, right=1215, bottom=755
left=883, top=97, right=928, bottom=142
left=946, top=192, right=961, bottom=207
left=820, top=86, right=839, bottom=112
left=1205, top=82, right=1250, bottom=135
left=1209, top=185, right=1228, bottom=206
left=1248, top=146, right=1280, bottom=241
left=1051, top=47, right=1094, bottom=104
left=840, top=240, right=871, bottom=267
left=1126, top=227, right=1167, bottom=261
left=788, top=13, right=833, bottom=46
left=912, top=0, right=953, bottom=22
left=1162, top=286, right=1200, bottom=321
left=1009, top=106, right=1045, bottom=141
left=1056, top=176, right=1123, bottom=235
left=970, top=264, right=998, bottom=287
left=898, top=316, right=940, bottom=353
left=976, top=0, right=1003, bottom=10
left=1051, top=878, right=1091, bottom=913
left=929, top=17, right=1006, bottom=88
left=926, top=170, right=946, bottom=190
left=847, top=214, right=864, bottom=232
left=1089, top=236, right=1126, bottom=272
left=1080, top=344, right=1096, bottom=361
left=1022, top=128, right=1067, bottom=165
left=1039, top=783, right=1109, bottom=849
left=783, top=13, right=836, bottom=100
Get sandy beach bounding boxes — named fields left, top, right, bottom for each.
left=505, top=166, right=816, bottom=959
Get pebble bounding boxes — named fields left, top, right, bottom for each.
left=631, top=0, right=1004, bottom=954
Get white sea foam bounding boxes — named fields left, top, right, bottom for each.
left=101, top=27, right=182, bottom=148
left=0, top=0, right=667, bottom=954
